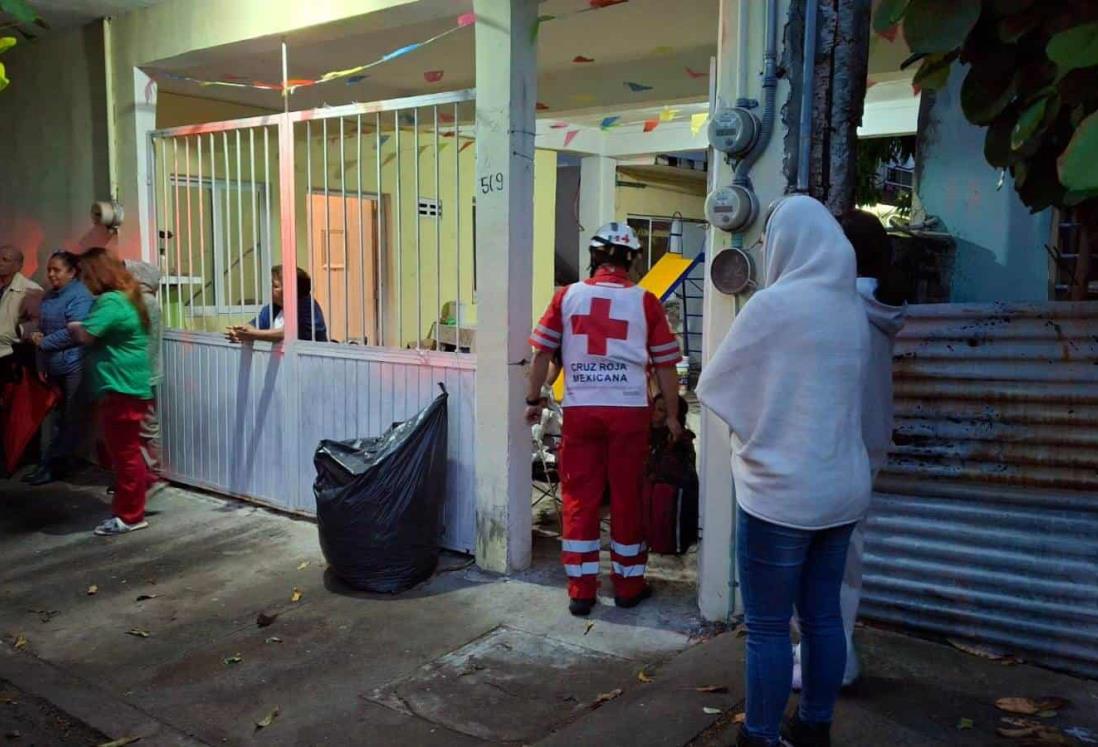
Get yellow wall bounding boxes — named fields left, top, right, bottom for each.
left=616, top=179, right=706, bottom=221
left=157, top=92, right=276, bottom=128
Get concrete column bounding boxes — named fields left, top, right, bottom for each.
left=578, top=155, right=617, bottom=277
left=133, top=67, right=157, bottom=263
left=697, top=0, right=792, bottom=621
left=473, top=0, right=537, bottom=574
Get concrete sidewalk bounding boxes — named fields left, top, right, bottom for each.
left=3, top=473, right=1097, bottom=746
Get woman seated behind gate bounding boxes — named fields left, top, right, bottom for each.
left=226, top=265, right=328, bottom=344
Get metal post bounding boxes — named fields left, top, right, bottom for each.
left=454, top=102, right=461, bottom=352
left=323, top=118, right=331, bottom=343
left=414, top=108, right=422, bottom=349
left=395, top=111, right=403, bottom=347
left=306, top=120, right=313, bottom=334
left=264, top=127, right=272, bottom=304
left=236, top=130, right=245, bottom=313
left=198, top=134, right=208, bottom=314
left=222, top=132, right=231, bottom=314
left=375, top=112, right=384, bottom=347
left=434, top=106, right=441, bottom=351
left=185, top=137, right=194, bottom=328
left=172, top=138, right=181, bottom=328
left=250, top=128, right=260, bottom=309
left=340, top=116, right=350, bottom=344
left=357, top=114, right=365, bottom=343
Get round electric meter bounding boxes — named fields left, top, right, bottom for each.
left=708, top=106, right=759, bottom=156
left=705, top=185, right=758, bottom=233
left=711, top=247, right=755, bottom=295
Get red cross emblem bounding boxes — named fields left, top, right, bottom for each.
left=571, top=297, right=629, bottom=355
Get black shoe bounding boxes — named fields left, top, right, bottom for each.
left=735, top=725, right=774, bottom=747
left=27, top=469, right=55, bottom=486
left=781, top=714, right=831, bottom=747
left=614, top=585, right=652, bottom=609
left=569, top=597, right=596, bottom=617
left=21, top=467, right=45, bottom=484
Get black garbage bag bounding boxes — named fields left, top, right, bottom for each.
left=313, top=384, right=448, bottom=593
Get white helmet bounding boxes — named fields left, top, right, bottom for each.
left=590, top=221, right=642, bottom=253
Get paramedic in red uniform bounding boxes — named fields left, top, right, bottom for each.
left=526, top=222, right=684, bottom=617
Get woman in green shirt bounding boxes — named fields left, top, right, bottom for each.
left=68, top=248, right=154, bottom=536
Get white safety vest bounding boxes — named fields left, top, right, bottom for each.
left=560, top=280, right=650, bottom=408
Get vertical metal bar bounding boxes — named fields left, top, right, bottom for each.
left=340, top=116, right=349, bottom=344
left=414, top=108, right=421, bottom=349
left=222, top=132, right=231, bottom=316
left=306, top=120, right=313, bottom=337
left=375, top=113, right=384, bottom=347
left=395, top=110, right=403, bottom=347
left=264, top=127, right=272, bottom=305
left=157, top=138, right=168, bottom=314
left=236, top=130, right=245, bottom=313
left=185, top=137, right=194, bottom=328
left=172, top=138, right=181, bottom=329
left=433, top=106, right=441, bottom=352
left=250, top=128, right=260, bottom=311
left=454, top=102, right=461, bottom=352
left=198, top=134, right=208, bottom=316
left=323, top=117, right=331, bottom=343
left=208, top=133, right=216, bottom=313
left=357, top=114, right=366, bottom=343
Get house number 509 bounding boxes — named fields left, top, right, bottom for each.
left=480, top=172, right=504, bottom=194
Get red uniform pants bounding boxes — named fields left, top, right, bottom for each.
left=100, top=392, right=152, bottom=525
left=559, top=406, right=650, bottom=600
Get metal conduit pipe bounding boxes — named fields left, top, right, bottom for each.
left=796, top=0, right=820, bottom=192
left=732, top=0, right=779, bottom=187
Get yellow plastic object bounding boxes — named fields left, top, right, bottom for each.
left=551, top=253, right=696, bottom=402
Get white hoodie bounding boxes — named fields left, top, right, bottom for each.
left=856, top=277, right=907, bottom=476
left=697, top=196, right=872, bottom=530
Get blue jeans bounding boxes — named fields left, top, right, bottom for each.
left=737, top=508, right=854, bottom=744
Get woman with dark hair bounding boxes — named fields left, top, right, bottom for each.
left=25, top=251, right=94, bottom=485
left=226, top=264, right=328, bottom=343
left=67, top=247, right=154, bottom=536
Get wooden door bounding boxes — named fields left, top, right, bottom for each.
left=309, top=193, right=379, bottom=344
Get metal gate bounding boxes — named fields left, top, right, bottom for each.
left=147, top=91, right=479, bottom=553
left=862, top=301, right=1098, bottom=677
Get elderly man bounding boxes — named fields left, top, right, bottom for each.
left=0, top=245, right=43, bottom=375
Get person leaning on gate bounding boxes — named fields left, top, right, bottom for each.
left=226, top=264, right=328, bottom=344
left=525, top=221, right=684, bottom=617
left=125, top=259, right=167, bottom=496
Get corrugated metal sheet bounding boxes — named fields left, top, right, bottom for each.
left=160, top=332, right=477, bottom=553
left=861, top=302, right=1098, bottom=678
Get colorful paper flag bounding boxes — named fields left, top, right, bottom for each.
left=457, top=12, right=476, bottom=27
left=383, top=42, right=421, bottom=63
left=573, top=55, right=595, bottom=63
left=379, top=135, right=391, bottom=146
left=550, top=122, right=569, bottom=129
left=625, top=81, right=653, bottom=93
left=643, top=119, right=659, bottom=133
left=564, top=130, right=580, bottom=147
left=690, top=113, right=709, bottom=136
left=382, top=153, right=397, bottom=166
left=537, top=102, right=550, bottom=111
left=685, top=67, right=708, bottom=79
left=439, top=111, right=455, bottom=124
left=590, top=0, right=628, bottom=7
left=600, top=116, right=620, bottom=131
left=878, top=24, right=899, bottom=43
left=659, top=107, right=679, bottom=123
left=459, top=141, right=474, bottom=153
left=424, top=70, right=445, bottom=83
left=346, top=75, right=368, bottom=84
left=531, top=14, right=555, bottom=42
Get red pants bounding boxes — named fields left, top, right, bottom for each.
left=100, top=392, right=152, bottom=525
left=559, top=406, right=650, bottom=600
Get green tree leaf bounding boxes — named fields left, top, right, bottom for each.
left=0, top=0, right=36, bottom=24
left=0, top=61, right=8, bottom=92
left=0, top=36, right=15, bottom=54
left=873, top=0, right=910, bottom=35
left=913, top=53, right=956, bottom=90
left=1010, top=93, right=1054, bottom=152
left=961, top=50, right=1017, bottom=125
left=1047, top=22, right=1098, bottom=78
left=1057, top=110, right=1098, bottom=192
left=903, top=0, right=982, bottom=54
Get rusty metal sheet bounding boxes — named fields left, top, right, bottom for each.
left=861, top=301, right=1098, bottom=678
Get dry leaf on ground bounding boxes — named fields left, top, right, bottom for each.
left=125, top=628, right=150, bottom=638
left=734, top=713, right=746, bottom=724
left=290, top=587, right=303, bottom=603
left=297, top=561, right=310, bottom=570
left=11, top=634, right=27, bottom=650
left=265, top=637, right=282, bottom=644
left=256, top=612, right=278, bottom=628
left=97, top=737, right=141, bottom=747
left=703, top=707, right=722, bottom=715
left=591, top=689, right=623, bottom=709
left=695, top=685, right=729, bottom=694
left=28, top=609, right=59, bottom=623
left=135, top=594, right=158, bottom=602
left=948, top=638, right=1013, bottom=661
left=255, top=707, right=280, bottom=730
left=637, top=670, right=653, bottom=684
left=223, top=654, right=243, bottom=665
left=87, top=585, right=99, bottom=596
left=996, top=697, right=1070, bottom=716
left=584, top=621, right=595, bottom=636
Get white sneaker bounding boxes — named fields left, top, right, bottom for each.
left=94, top=517, right=149, bottom=536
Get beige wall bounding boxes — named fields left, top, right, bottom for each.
left=0, top=24, right=114, bottom=282
left=616, top=178, right=706, bottom=221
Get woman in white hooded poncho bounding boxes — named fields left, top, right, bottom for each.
left=697, top=195, right=871, bottom=747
